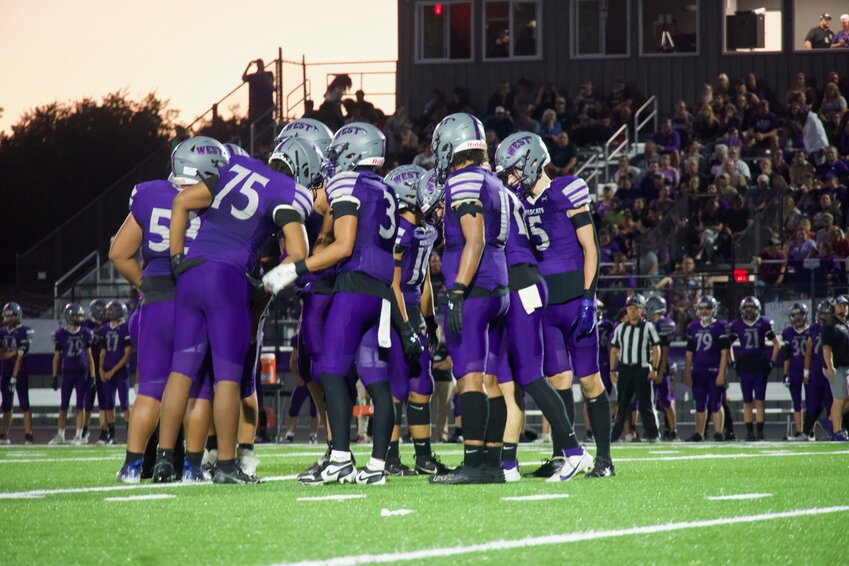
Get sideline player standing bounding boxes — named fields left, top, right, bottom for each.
left=81, top=299, right=107, bottom=444
left=0, top=303, right=35, bottom=444
left=782, top=302, right=810, bottom=440
left=516, top=133, right=614, bottom=477
left=684, top=296, right=730, bottom=441
left=264, top=122, right=401, bottom=485
left=98, top=301, right=132, bottom=445
left=821, top=295, right=849, bottom=441
left=646, top=296, right=678, bottom=440
left=729, top=296, right=780, bottom=441
left=153, top=137, right=311, bottom=483
left=50, top=304, right=95, bottom=445
left=804, top=300, right=835, bottom=439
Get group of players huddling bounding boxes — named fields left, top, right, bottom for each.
left=97, top=112, right=614, bottom=485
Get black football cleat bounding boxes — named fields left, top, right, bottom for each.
left=212, top=466, right=262, bottom=484
left=484, top=465, right=507, bottom=484
left=151, top=460, right=177, bottom=484
left=724, top=430, right=736, bottom=441
left=428, top=465, right=491, bottom=485
left=713, top=432, right=724, bottom=442
left=585, top=459, right=616, bottom=478
left=523, top=456, right=565, bottom=478
left=745, top=431, right=756, bottom=442
left=415, top=454, right=453, bottom=476
left=686, top=433, right=704, bottom=442
left=385, top=460, right=416, bottom=476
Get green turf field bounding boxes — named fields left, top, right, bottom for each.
left=1, top=442, right=847, bottom=565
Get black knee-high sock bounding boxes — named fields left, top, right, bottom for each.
left=408, top=401, right=432, bottom=458
left=526, top=378, right=579, bottom=452
left=320, top=373, right=353, bottom=453
left=460, top=391, right=488, bottom=468
left=485, top=396, right=506, bottom=468
left=804, top=408, right=822, bottom=435
left=557, top=388, right=576, bottom=429
left=206, top=435, right=218, bottom=451
left=387, top=401, right=403, bottom=461
left=722, top=398, right=735, bottom=433
left=586, top=391, right=612, bottom=462
left=366, top=382, right=394, bottom=461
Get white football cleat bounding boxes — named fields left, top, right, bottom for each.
left=237, top=447, right=260, bottom=477
left=355, top=466, right=387, bottom=485
left=503, top=466, right=521, bottom=483
left=48, top=433, right=66, bottom=446
left=548, top=448, right=593, bottom=482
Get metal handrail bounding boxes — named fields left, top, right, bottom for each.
left=634, top=95, right=658, bottom=139
left=286, top=80, right=311, bottom=119
left=53, top=251, right=99, bottom=318
left=249, top=107, right=277, bottom=156
left=574, top=153, right=598, bottom=178
left=603, top=124, right=629, bottom=184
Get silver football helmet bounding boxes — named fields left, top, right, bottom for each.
left=417, top=169, right=445, bottom=220
left=275, top=118, right=334, bottom=154
left=63, top=303, right=85, bottom=326
left=697, top=295, right=718, bottom=323
left=384, top=165, right=427, bottom=210
left=2, top=302, right=22, bottom=327
left=88, top=299, right=107, bottom=323
left=739, top=295, right=761, bottom=322
left=268, top=137, right=326, bottom=189
left=326, top=122, right=385, bottom=174
left=105, top=300, right=128, bottom=322
left=646, top=295, right=668, bottom=317
left=431, top=113, right=487, bottom=184
left=495, top=132, right=550, bottom=194
left=224, top=143, right=249, bottom=157
left=170, top=136, right=230, bottom=186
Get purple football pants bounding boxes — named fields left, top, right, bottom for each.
left=653, top=375, right=674, bottom=410
left=739, top=371, right=768, bottom=403
left=297, top=293, right=334, bottom=384
left=445, top=294, right=509, bottom=379
left=60, top=369, right=87, bottom=411
left=494, top=281, right=548, bottom=389
left=691, top=368, right=723, bottom=413
left=1, top=364, right=30, bottom=413
left=136, top=300, right=175, bottom=402
left=543, top=297, right=600, bottom=379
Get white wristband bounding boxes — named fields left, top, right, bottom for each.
left=803, top=369, right=810, bottom=378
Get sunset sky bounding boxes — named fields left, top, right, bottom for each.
left=0, top=0, right=398, bottom=133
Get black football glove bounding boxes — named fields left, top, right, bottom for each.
left=170, top=253, right=187, bottom=277
left=424, top=315, right=439, bottom=354
left=8, top=377, right=16, bottom=396
left=399, top=322, right=424, bottom=363
left=446, top=292, right=464, bottom=334
left=51, top=375, right=59, bottom=391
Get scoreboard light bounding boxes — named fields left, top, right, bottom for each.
left=733, top=268, right=749, bottom=283
left=434, top=3, right=443, bottom=15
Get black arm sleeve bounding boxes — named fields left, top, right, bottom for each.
left=274, top=208, right=304, bottom=228
left=686, top=337, right=696, bottom=352
left=570, top=210, right=600, bottom=298
left=388, top=292, right=408, bottom=331
left=202, top=174, right=220, bottom=194
left=332, top=202, right=359, bottom=219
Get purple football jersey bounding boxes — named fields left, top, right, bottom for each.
left=654, top=316, right=676, bottom=375
left=781, top=325, right=809, bottom=377
left=130, top=180, right=203, bottom=278
left=504, top=190, right=537, bottom=269
left=686, top=319, right=729, bottom=368
left=395, top=216, right=437, bottom=305
left=809, top=322, right=824, bottom=378
left=297, top=209, right=336, bottom=290
left=325, top=171, right=397, bottom=286
left=442, top=166, right=508, bottom=291
left=187, top=155, right=313, bottom=272
left=730, top=316, right=775, bottom=361
left=597, top=318, right=615, bottom=373
left=54, top=327, right=92, bottom=372
left=0, top=325, right=33, bottom=377
left=99, top=321, right=131, bottom=370
left=521, top=175, right=590, bottom=277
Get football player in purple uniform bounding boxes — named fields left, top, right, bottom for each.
left=98, top=301, right=132, bottom=445
left=512, top=133, right=614, bottom=477
left=81, top=299, right=107, bottom=444
left=646, top=296, right=679, bottom=441
left=821, top=295, right=849, bottom=441
left=264, top=122, right=401, bottom=485
left=495, top=132, right=595, bottom=481
left=50, top=304, right=95, bottom=445
left=804, top=300, right=835, bottom=439
left=684, top=296, right=730, bottom=441
left=0, top=303, right=35, bottom=444
left=728, top=296, right=781, bottom=441
left=110, top=137, right=216, bottom=483
left=152, top=135, right=311, bottom=484
left=383, top=165, right=450, bottom=476
left=421, top=113, right=511, bottom=485
left=782, top=302, right=810, bottom=440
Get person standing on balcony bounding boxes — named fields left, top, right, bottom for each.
left=242, top=59, right=275, bottom=148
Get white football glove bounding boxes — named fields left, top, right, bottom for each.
left=262, top=263, right=298, bottom=295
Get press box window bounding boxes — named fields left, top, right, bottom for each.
left=572, top=0, right=630, bottom=58
left=640, top=0, right=699, bottom=55
left=724, top=0, right=783, bottom=53
left=417, top=2, right=473, bottom=62
left=484, top=0, right=541, bottom=59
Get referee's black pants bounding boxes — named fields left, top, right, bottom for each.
left=611, top=365, right=659, bottom=441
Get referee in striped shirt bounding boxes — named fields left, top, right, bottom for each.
left=610, top=294, right=662, bottom=443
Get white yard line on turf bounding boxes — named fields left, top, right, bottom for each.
left=502, top=494, right=571, bottom=502
left=614, top=450, right=849, bottom=462
left=706, top=493, right=772, bottom=501
left=104, top=494, right=176, bottom=502
left=0, top=456, right=121, bottom=464
left=272, top=506, right=849, bottom=566
left=380, top=509, right=414, bottom=517
left=297, top=495, right=366, bottom=502
left=0, top=475, right=298, bottom=499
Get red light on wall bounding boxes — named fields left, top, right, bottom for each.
left=434, top=3, right=443, bottom=15
left=734, top=269, right=749, bottom=283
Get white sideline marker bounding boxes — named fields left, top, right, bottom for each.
left=297, top=494, right=367, bottom=502
left=105, top=494, right=177, bottom=502
left=273, top=506, right=849, bottom=566
left=706, top=493, right=772, bottom=501
left=502, top=494, right=571, bottom=502
left=649, top=450, right=680, bottom=455
left=381, top=509, right=414, bottom=517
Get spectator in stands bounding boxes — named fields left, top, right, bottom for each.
left=721, top=127, right=744, bottom=151
left=819, top=83, right=847, bottom=133
left=746, top=73, right=772, bottom=105
left=782, top=194, right=803, bottom=233
left=604, top=198, right=626, bottom=229
left=709, top=144, right=729, bottom=178
left=486, top=82, right=513, bottom=117
left=700, top=83, right=715, bottom=108
left=757, top=158, right=775, bottom=183
left=754, top=237, right=787, bottom=292
left=351, top=90, right=378, bottom=122
left=573, top=98, right=612, bottom=146
left=654, top=183, right=677, bottom=216
left=727, top=146, right=751, bottom=180
left=726, top=194, right=753, bottom=240
left=596, top=185, right=616, bottom=218
left=615, top=155, right=642, bottom=184
left=544, top=131, right=577, bottom=176
left=715, top=172, right=740, bottom=198
left=820, top=146, right=849, bottom=181
left=716, top=73, right=733, bottom=101
left=659, top=154, right=680, bottom=189
left=786, top=224, right=818, bottom=291
left=514, top=104, right=541, bottom=134
left=633, top=197, right=650, bottom=227
left=736, top=81, right=761, bottom=108
left=638, top=165, right=663, bottom=205
left=599, top=253, right=634, bottom=314
left=785, top=72, right=816, bottom=109
left=837, top=117, right=849, bottom=158
left=446, top=86, right=472, bottom=114
left=718, top=160, right=747, bottom=193
left=671, top=100, right=694, bottom=149
left=832, top=14, right=849, bottom=48
left=539, top=109, right=562, bottom=141
left=635, top=140, right=660, bottom=171
left=804, top=109, right=830, bottom=163
left=412, top=140, right=435, bottom=170
left=242, top=59, right=274, bottom=124
left=598, top=228, right=621, bottom=263
left=318, top=74, right=352, bottom=131
left=696, top=197, right=726, bottom=262
left=694, top=104, right=720, bottom=142
left=772, top=149, right=792, bottom=183
left=383, top=106, right=408, bottom=158
left=804, top=13, right=835, bottom=50
left=684, top=141, right=708, bottom=173
left=608, top=77, right=634, bottom=129
left=534, top=82, right=560, bottom=118
left=816, top=211, right=843, bottom=245
left=734, top=94, right=754, bottom=131
left=574, top=81, right=600, bottom=118
left=485, top=129, right=500, bottom=165
left=790, top=152, right=816, bottom=187
left=744, top=100, right=781, bottom=155
left=554, top=97, right=573, bottom=132
left=711, top=93, right=727, bottom=118
left=657, top=255, right=702, bottom=326
left=485, top=106, right=514, bottom=142
left=719, top=105, right=743, bottom=138
left=398, top=120, right=420, bottom=163
left=653, top=119, right=681, bottom=166
left=795, top=174, right=819, bottom=215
